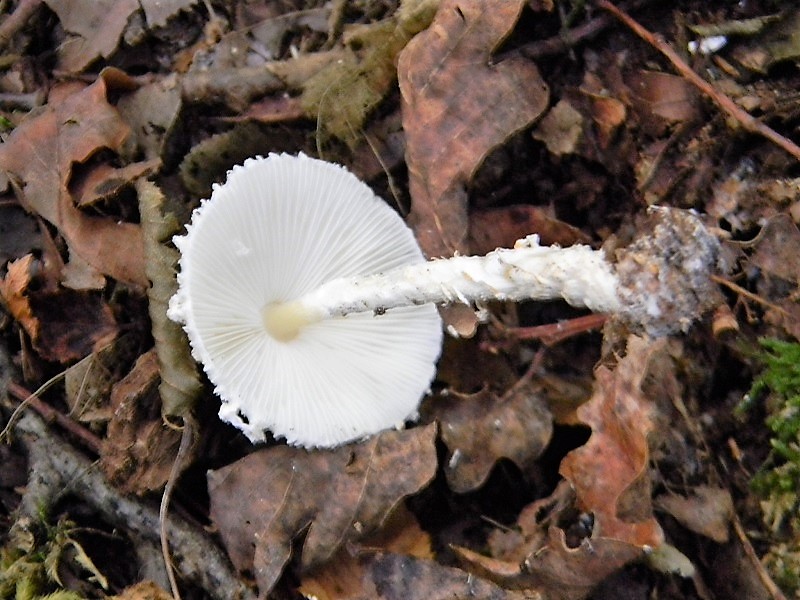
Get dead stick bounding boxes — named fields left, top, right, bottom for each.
left=7, top=380, right=102, bottom=453
left=595, top=0, right=800, bottom=162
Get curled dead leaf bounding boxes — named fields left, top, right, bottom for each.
left=207, top=425, right=438, bottom=595
left=398, top=0, right=549, bottom=258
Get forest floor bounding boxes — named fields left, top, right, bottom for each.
left=2, top=1, right=800, bottom=599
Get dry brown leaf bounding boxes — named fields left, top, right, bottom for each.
left=117, top=75, right=183, bottom=162
left=44, top=0, right=140, bottom=73
left=0, top=73, right=147, bottom=287
left=72, top=160, right=159, bottom=207
left=425, top=383, right=553, bottom=493
left=655, top=486, right=733, bottom=544
left=0, top=205, right=41, bottom=264
left=0, top=255, right=38, bottom=340
left=100, top=349, right=183, bottom=494
left=398, top=0, right=549, bottom=258
left=559, top=335, right=665, bottom=548
left=140, top=0, right=200, bottom=29
left=327, top=552, right=540, bottom=600
left=747, top=213, right=800, bottom=284
left=532, top=99, right=584, bottom=156
left=299, top=505, right=433, bottom=599
left=455, top=481, right=643, bottom=600
left=109, top=580, right=173, bottom=600
left=1, top=255, right=119, bottom=362
left=469, top=205, right=589, bottom=254
left=207, top=424, right=438, bottom=595
left=625, top=70, right=700, bottom=134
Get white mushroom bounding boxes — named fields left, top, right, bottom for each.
left=170, top=153, right=722, bottom=448
left=168, top=153, right=442, bottom=448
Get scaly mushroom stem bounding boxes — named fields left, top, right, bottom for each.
left=266, top=207, right=723, bottom=339
left=284, top=235, right=620, bottom=317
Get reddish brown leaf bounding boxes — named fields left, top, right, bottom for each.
left=100, top=350, right=183, bottom=494
left=0, top=254, right=119, bottom=362
left=425, top=383, right=552, bottom=493
left=559, top=335, right=665, bottom=548
left=0, top=74, right=147, bottom=287
left=456, top=481, right=644, bottom=599
left=207, top=425, right=438, bottom=595
left=43, top=0, right=139, bottom=73
left=299, top=505, right=433, bottom=599
left=0, top=255, right=38, bottom=340
left=747, top=213, right=800, bottom=284
left=469, top=205, right=589, bottom=254
left=398, top=0, right=549, bottom=258
left=72, top=160, right=159, bottom=207
left=655, top=486, right=733, bottom=544
left=27, top=287, right=118, bottom=362
left=625, top=70, right=700, bottom=135
left=357, top=553, right=538, bottom=600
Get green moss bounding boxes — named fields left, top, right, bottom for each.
left=745, top=338, right=800, bottom=594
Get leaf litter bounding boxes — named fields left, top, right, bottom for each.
left=2, top=0, right=800, bottom=598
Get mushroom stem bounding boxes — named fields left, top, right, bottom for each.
left=293, top=235, right=621, bottom=317
left=287, top=207, right=723, bottom=338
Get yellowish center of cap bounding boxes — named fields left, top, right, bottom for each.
left=262, top=301, right=320, bottom=342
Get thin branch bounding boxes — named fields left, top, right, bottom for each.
left=595, top=0, right=800, bottom=162
left=13, top=411, right=255, bottom=600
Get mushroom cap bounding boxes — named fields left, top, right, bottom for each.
left=168, top=153, right=442, bottom=448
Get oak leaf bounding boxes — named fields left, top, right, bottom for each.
left=207, top=425, right=438, bottom=595
left=0, top=74, right=147, bottom=287
left=398, top=0, right=549, bottom=258
left=426, top=383, right=553, bottom=493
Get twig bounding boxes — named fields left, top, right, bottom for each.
left=502, top=0, right=654, bottom=60
left=595, top=0, right=800, bottom=162
left=6, top=380, right=102, bottom=453
left=13, top=411, right=255, bottom=600
left=732, top=514, right=789, bottom=600
left=505, top=313, right=608, bottom=346
left=160, top=415, right=197, bottom=600
left=711, top=274, right=791, bottom=319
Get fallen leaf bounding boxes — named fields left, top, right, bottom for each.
left=137, top=179, right=202, bottom=418
left=655, top=486, right=733, bottom=544
left=426, top=383, right=553, bottom=493
left=559, top=335, right=665, bottom=548
left=299, top=505, right=433, bottom=599
left=731, top=10, right=800, bottom=73
left=140, top=0, right=201, bottom=29
left=398, top=0, right=549, bottom=258
left=44, top=0, right=140, bottom=73
left=747, top=213, right=800, bottom=284
left=72, top=160, right=159, bottom=207
left=100, top=350, right=183, bottom=494
left=0, top=205, right=41, bottom=264
left=1, top=255, right=119, bottom=362
left=65, top=333, right=139, bottom=424
left=456, top=481, right=644, bottom=600
left=117, top=75, right=183, bottom=163
left=207, top=424, right=438, bottom=595
left=356, top=553, right=540, bottom=600
left=0, top=73, right=147, bottom=287
left=625, top=70, right=699, bottom=133
left=455, top=529, right=639, bottom=600
left=109, top=580, right=172, bottom=599
left=469, top=205, right=589, bottom=254
left=0, top=255, right=38, bottom=340
left=532, top=100, right=584, bottom=156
